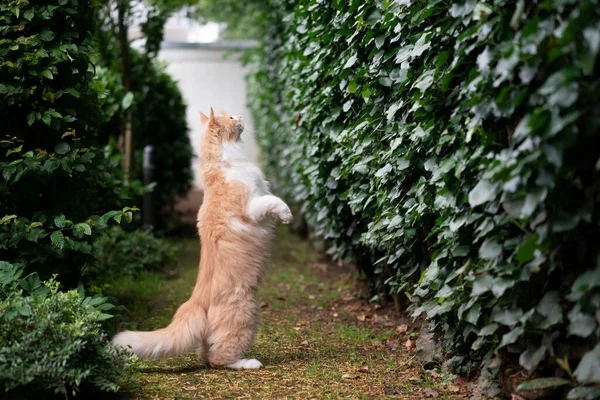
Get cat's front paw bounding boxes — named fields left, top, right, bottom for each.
left=275, top=204, right=293, bottom=224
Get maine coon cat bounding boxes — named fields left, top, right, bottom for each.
left=113, top=108, right=292, bottom=369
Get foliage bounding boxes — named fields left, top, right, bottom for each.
left=91, top=226, right=178, bottom=280
left=95, top=3, right=193, bottom=231
left=248, top=0, right=600, bottom=395
left=0, top=263, right=133, bottom=397
left=0, top=0, right=142, bottom=287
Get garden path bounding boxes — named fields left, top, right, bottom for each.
left=117, top=229, right=472, bottom=399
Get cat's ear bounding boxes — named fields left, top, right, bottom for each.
left=200, top=111, right=209, bottom=124
left=209, top=107, right=215, bottom=121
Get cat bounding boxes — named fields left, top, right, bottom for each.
left=112, top=108, right=292, bottom=369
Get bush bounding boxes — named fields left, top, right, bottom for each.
left=249, top=0, right=600, bottom=395
left=95, top=26, right=193, bottom=232
left=0, top=0, right=141, bottom=287
left=91, top=226, right=178, bottom=279
left=0, top=263, right=133, bottom=397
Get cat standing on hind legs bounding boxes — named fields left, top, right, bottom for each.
left=112, top=108, right=292, bottom=369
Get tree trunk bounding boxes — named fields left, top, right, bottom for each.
left=117, top=0, right=133, bottom=184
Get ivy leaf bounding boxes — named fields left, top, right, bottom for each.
left=516, top=234, right=539, bottom=263
left=573, top=344, right=600, bottom=384
left=479, top=238, right=502, bottom=259
left=493, top=308, right=523, bottom=327
left=536, top=291, right=563, bottom=329
left=568, top=312, right=597, bottom=338
left=343, top=54, right=357, bottom=69
left=519, top=345, right=547, bottom=373
left=50, top=231, right=65, bottom=249
left=567, top=386, right=600, bottom=400
left=499, top=325, right=524, bottom=347
left=468, top=180, right=495, bottom=207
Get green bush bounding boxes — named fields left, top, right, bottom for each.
left=95, top=24, right=193, bottom=232
left=91, top=226, right=178, bottom=279
left=249, top=0, right=600, bottom=395
left=0, top=0, right=141, bottom=287
left=0, top=263, right=133, bottom=397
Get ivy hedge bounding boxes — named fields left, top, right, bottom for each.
left=249, top=0, right=600, bottom=396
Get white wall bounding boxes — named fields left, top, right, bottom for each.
left=158, top=43, right=258, bottom=189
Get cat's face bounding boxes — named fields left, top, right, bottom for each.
left=201, top=108, right=244, bottom=143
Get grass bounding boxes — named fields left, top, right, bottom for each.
left=115, top=228, right=473, bottom=399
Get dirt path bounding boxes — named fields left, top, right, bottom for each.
left=117, top=229, right=471, bottom=399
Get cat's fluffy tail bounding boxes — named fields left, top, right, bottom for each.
left=112, top=305, right=205, bottom=359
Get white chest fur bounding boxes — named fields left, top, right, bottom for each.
left=221, top=142, right=270, bottom=197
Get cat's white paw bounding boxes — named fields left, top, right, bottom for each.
left=275, top=204, right=293, bottom=224
left=226, top=358, right=264, bottom=370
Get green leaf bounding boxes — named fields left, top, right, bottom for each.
left=23, top=8, right=34, bottom=21
left=574, top=344, right=600, bottom=383
left=567, top=386, right=600, bottom=400
left=536, top=291, right=562, bottom=329
left=54, top=214, right=66, bottom=228
left=121, top=92, right=134, bottom=110
left=54, top=143, right=70, bottom=155
left=27, top=112, right=36, bottom=126
left=468, top=180, right=495, bottom=207
left=41, top=70, right=53, bottom=80
left=50, top=231, right=65, bottom=249
left=348, top=81, right=357, bottom=93
left=125, top=211, right=133, bottom=223
left=568, top=312, right=597, bottom=338
left=75, top=223, right=92, bottom=236
left=516, top=234, right=539, bottom=264
left=517, top=377, right=571, bottom=391
left=493, top=308, right=523, bottom=327
left=519, top=345, right=547, bottom=373
left=6, top=145, right=23, bottom=157
left=479, top=238, right=502, bottom=259
left=499, top=325, right=524, bottom=347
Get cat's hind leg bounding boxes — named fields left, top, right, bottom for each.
left=205, top=302, right=262, bottom=369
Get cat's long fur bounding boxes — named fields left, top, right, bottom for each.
left=112, top=108, right=292, bottom=369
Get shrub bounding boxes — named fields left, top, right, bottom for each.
left=0, top=0, right=141, bottom=287
left=0, top=263, right=133, bottom=397
left=95, top=18, right=193, bottom=232
left=91, top=226, right=178, bottom=279
left=249, top=0, right=600, bottom=395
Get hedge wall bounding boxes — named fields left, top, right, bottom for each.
left=249, top=0, right=600, bottom=395
left=0, top=0, right=138, bottom=286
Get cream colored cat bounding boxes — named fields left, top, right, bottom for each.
left=113, top=108, right=292, bottom=369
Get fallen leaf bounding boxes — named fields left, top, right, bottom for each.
left=308, top=295, right=315, bottom=300
left=373, top=304, right=382, bottom=310
left=386, top=339, right=399, bottom=350
left=404, top=339, right=414, bottom=350
left=342, top=373, right=359, bottom=380
left=276, top=295, right=287, bottom=301
left=396, top=324, right=408, bottom=334
left=357, top=314, right=366, bottom=322
left=332, top=312, right=338, bottom=318
left=259, top=301, right=269, bottom=308
left=300, top=340, right=309, bottom=346
left=511, top=395, right=526, bottom=400
left=358, top=365, right=369, bottom=373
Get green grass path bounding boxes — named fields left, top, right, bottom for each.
left=117, top=229, right=470, bottom=399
